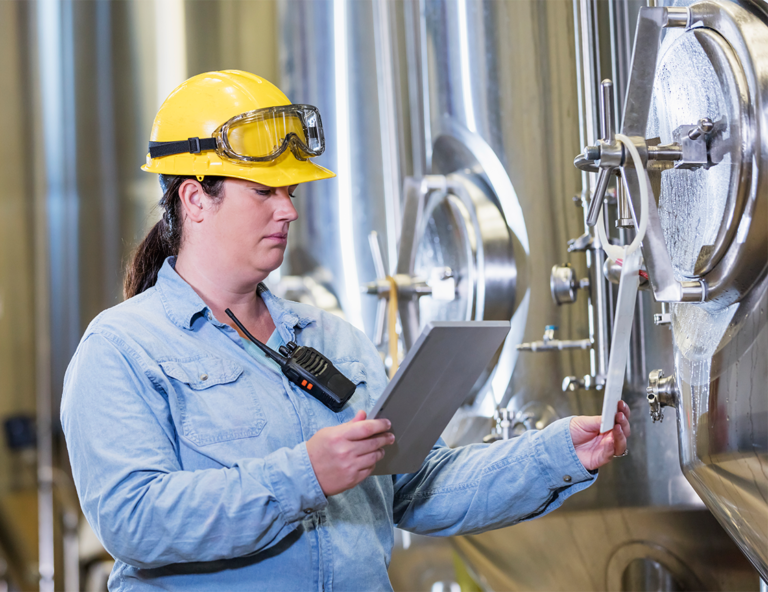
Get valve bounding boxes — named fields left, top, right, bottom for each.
left=516, top=325, right=591, bottom=352
left=583, top=80, right=622, bottom=227
left=483, top=403, right=559, bottom=442
left=363, top=230, right=431, bottom=346
left=647, top=369, right=679, bottom=422
left=550, top=264, right=590, bottom=305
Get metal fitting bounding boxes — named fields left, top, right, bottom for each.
left=664, top=7, right=689, bottom=28
left=680, top=280, right=707, bottom=302
left=550, top=264, right=590, bottom=305
left=647, top=369, right=679, bottom=422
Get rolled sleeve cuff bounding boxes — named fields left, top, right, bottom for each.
left=264, top=442, right=327, bottom=524
left=533, top=417, right=596, bottom=490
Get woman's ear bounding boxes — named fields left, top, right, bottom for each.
left=177, top=179, right=207, bottom=223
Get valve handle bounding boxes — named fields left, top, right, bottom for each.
left=586, top=80, right=618, bottom=227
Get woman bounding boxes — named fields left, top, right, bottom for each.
left=62, top=71, right=631, bottom=591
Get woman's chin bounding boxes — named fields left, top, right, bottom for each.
left=258, top=252, right=285, bottom=274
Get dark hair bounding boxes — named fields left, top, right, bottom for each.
left=123, top=175, right=226, bottom=299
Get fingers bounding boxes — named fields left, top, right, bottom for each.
left=612, top=422, right=627, bottom=456
left=350, top=410, right=367, bottom=423
left=358, top=448, right=387, bottom=470
left=618, top=400, right=631, bottom=420
left=355, top=432, right=395, bottom=455
left=615, top=410, right=631, bottom=439
left=345, top=417, right=392, bottom=441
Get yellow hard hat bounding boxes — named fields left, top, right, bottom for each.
left=142, top=70, right=336, bottom=186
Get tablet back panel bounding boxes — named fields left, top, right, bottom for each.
left=370, top=321, right=510, bottom=475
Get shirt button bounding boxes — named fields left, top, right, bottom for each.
left=563, top=475, right=572, bottom=483
left=200, top=374, right=208, bottom=381
left=304, top=508, right=313, bottom=515
left=206, top=311, right=212, bottom=320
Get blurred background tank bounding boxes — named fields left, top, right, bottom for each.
left=0, top=0, right=765, bottom=590
left=0, top=2, right=283, bottom=589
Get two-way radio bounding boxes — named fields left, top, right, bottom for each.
left=225, top=309, right=356, bottom=412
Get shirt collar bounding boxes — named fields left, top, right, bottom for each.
left=155, top=257, right=314, bottom=338
left=257, top=283, right=314, bottom=343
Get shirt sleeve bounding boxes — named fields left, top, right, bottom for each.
left=391, top=417, right=596, bottom=536
left=61, top=331, right=327, bottom=570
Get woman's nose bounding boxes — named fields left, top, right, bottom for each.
left=274, top=188, right=299, bottom=221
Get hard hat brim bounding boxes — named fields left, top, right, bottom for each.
left=141, top=149, right=336, bottom=187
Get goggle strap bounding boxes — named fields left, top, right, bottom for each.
left=149, top=137, right=218, bottom=159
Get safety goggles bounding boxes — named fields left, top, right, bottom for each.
left=148, top=104, right=325, bottom=163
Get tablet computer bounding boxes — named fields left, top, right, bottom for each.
left=370, top=320, right=510, bottom=475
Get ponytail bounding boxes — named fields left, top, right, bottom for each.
left=123, top=220, right=173, bottom=299
left=123, top=175, right=226, bottom=299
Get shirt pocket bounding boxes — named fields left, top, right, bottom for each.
left=332, top=360, right=370, bottom=423
left=159, top=356, right=267, bottom=446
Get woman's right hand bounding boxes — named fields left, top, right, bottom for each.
left=306, top=410, right=395, bottom=496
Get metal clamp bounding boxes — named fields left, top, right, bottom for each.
left=647, top=368, right=679, bottom=422
left=653, top=303, right=672, bottom=326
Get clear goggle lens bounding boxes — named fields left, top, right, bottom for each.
left=219, top=105, right=324, bottom=162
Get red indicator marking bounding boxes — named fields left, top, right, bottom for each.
left=301, top=380, right=307, bottom=387
left=307, top=384, right=313, bottom=390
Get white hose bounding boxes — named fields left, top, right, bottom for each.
left=596, top=133, right=650, bottom=262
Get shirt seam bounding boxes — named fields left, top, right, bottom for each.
left=89, top=329, right=166, bottom=393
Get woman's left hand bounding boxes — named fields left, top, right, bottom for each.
left=569, top=400, right=631, bottom=471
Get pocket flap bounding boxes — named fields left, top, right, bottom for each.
left=159, top=356, right=243, bottom=390
left=334, top=360, right=367, bottom=386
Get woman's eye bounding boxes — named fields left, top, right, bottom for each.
left=256, top=189, right=271, bottom=196
left=289, top=192, right=297, bottom=198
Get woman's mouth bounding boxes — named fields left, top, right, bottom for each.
left=264, top=233, right=288, bottom=243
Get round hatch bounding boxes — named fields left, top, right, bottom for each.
left=413, top=171, right=516, bottom=327
left=648, top=26, right=748, bottom=280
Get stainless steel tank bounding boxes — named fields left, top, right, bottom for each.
left=0, top=2, right=284, bottom=589
left=595, top=0, right=768, bottom=579
left=281, top=0, right=760, bottom=590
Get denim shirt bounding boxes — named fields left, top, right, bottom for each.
left=61, top=258, right=596, bottom=592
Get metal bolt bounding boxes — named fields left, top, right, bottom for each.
left=688, top=117, right=714, bottom=140
left=698, top=117, right=715, bottom=133
left=585, top=145, right=601, bottom=161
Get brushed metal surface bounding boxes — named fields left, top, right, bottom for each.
left=671, top=272, right=768, bottom=578
left=452, top=508, right=758, bottom=591
left=628, top=0, right=768, bottom=578
left=281, top=1, right=763, bottom=590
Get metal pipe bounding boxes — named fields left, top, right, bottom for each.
left=372, top=0, right=402, bottom=273
left=587, top=167, right=612, bottom=226
left=616, top=172, right=633, bottom=228
left=573, top=0, right=611, bottom=386
left=96, top=0, right=121, bottom=302
left=516, top=339, right=592, bottom=352
left=333, top=0, right=364, bottom=330
left=403, top=0, right=432, bottom=176
left=579, top=0, right=601, bottom=151
left=600, top=79, right=615, bottom=143
left=36, top=0, right=81, bottom=586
